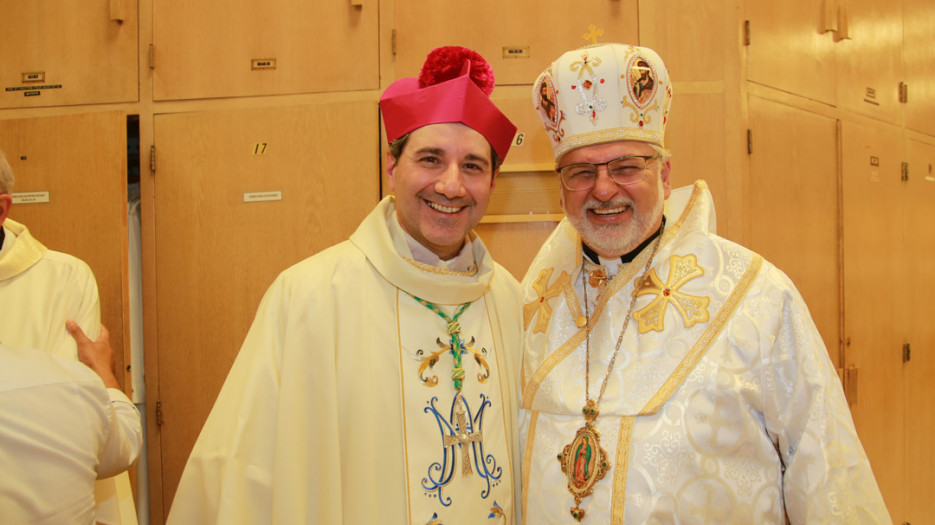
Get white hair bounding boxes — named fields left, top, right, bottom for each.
left=0, top=149, right=14, bottom=195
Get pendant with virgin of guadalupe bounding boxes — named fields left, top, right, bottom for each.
left=557, top=422, right=610, bottom=521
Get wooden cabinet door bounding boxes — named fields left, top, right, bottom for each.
left=746, top=0, right=837, bottom=105
left=391, top=0, right=639, bottom=86
left=903, top=0, right=935, bottom=136
left=834, top=0, right=904, bottom=124
left=152, top=1, right=379, bottom=101
left=147, top=101, right=379, bottom=521
left=904, top=138, right=935, bottom=523
left=746, top=97, right=840, bottom=366
left=841, top=119, right=906, bottom=522
left=641, top=0, right=744, bottom=240
left=0, top=1, right=138, bottom=109
left=0, top=111, right=130, bottom=388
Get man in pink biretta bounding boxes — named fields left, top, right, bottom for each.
left=168, top=47, right=525, bottom=525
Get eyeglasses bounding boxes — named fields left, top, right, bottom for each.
left=556, top=155, right=659, bottom=191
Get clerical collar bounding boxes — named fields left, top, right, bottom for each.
left=582, top=216, right=666, bottom=266
left=398, top=224, right=477, bottom=274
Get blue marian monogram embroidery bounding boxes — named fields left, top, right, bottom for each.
left=422, top=394, right=502, bottom=505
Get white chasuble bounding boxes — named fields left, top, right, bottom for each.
left=168, top=197, right=522, bottom=525
left=519, top=182, right=889, bottom=524
left=397, top=295, right=514, bottom=525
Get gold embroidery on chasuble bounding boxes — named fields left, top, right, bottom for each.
left=632, top=254, right=710, bottom=333
left=398, top=292, right=511, bottom=523
left=417, top=337, right=491, bottom=388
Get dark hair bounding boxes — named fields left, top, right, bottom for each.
left=388, top=132, right=502, bottom=172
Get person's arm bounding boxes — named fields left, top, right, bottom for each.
left=67, top=320, right=143, bottom=478
left=757, top=269, right=890, bottom=523
left=67, top=320, right=119, bottom=388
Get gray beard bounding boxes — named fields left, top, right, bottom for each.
left=565, top=178, right=665, bottom=258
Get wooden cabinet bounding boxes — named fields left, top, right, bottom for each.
left=0, top=111, right=131, bottom=389
left=903, top=0, right=935, bottom=136
left=391, top=0, right=639, bottom=86
left=835, top=0, right=904, bottom=123
left=746, top=97, right=840, bottom=366
left=840, top=119, right=908, bottom=519
left=640, top=0, right=745, bottom=240
left=145, top=101, right=379, bottom=521
left=746, top=0, right=838, bottom=105
left=152, top=0, right=379, bottom=101
left=904, top=137, right=935, bottom=521
left=0, top=1, right=138, bottom=109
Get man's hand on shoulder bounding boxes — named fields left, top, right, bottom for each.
left=66, top=321, right=120, bottom=389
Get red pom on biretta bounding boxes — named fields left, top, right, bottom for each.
left=379, top=46, right=516, bottom=161
left=419, top=46, right=495, bottom=96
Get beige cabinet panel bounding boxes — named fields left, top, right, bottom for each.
left=834, top=0, right=904, bottom=123
left=639, top=0, right=731, bottom=82
left=152, top=1, right=378, bottom=101
left=0, top=111, right=130, bottom=387
left=841, top=119, right=906, bottom=521
left=392, top=0, right=639, bottom=86
left=492, top=89, right=555, bottom=171
left=905, top=139, right=935, bottom=523
left=665, top=92, right=737, bottom=240
left=903, top=0, right=935, bottom=136
left=0, top=1, right=138, bottom=109
left=148, top=102, right=379, bottom=519
left=475, top=222, right=558, bottom=282
left=746, top=0, right=837, bottom=104
left=746, top=97, right=840, bottom=366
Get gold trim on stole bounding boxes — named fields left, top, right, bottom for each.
left=610, top=417, right=634, bottom=525
left=482, top=293, right=516, bottom=525
left=402, top=255, right=479, bottom=277
left=607, top=253, right=764, bottom=521
left=638, top=254, right=764, bottom=415
left=521, top=410, right=539, bottom=525
left=395, top=290, right=415, bottom=524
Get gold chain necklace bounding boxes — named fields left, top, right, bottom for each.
left=557, top=228, right=664, bottom=522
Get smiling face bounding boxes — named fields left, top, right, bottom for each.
left=386, top=122, right=497, bottom=260
left=559, top=140, right=670, bottom=258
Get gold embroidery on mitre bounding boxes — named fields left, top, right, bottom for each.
left=523, top=268, right=571, bottom=333
left=632, top=254, right=710, bottom=333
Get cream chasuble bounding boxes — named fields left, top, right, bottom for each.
left=519, top=182, right=889, bottom=524
left=168, top=197, right=522, bottom=525
left=0, top=219, right=138, bottom=525
left=0, top=220, right=101, bottom=359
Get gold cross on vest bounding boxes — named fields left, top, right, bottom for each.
left=443, top=399, right=483, bottom=477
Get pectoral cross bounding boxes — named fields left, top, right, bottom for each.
left=443, top=399, right=483, bottom=477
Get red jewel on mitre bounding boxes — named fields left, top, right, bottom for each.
left=379, top=46, right=517, bottom=161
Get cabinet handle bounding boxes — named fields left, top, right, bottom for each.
left=821, top=0, right=838, bottom=33
left=109, top=0, right=125, bottom=23
left=835, top=0, right=851, bottom=41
